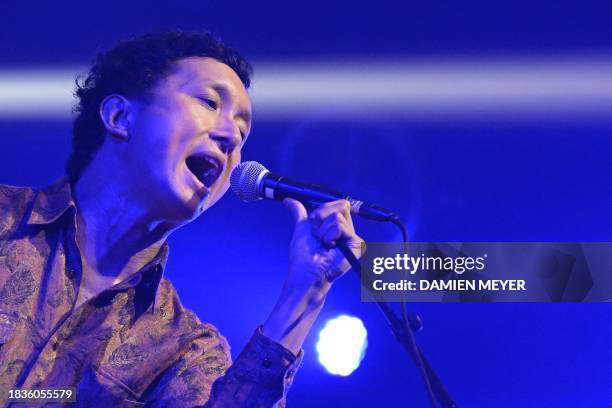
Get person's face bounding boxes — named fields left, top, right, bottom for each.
left=124, top=57, right=252, bottom=222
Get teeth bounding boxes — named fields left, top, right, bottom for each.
left=186, top=154, right=223, bottom=187
left=204, top=156, right=219, bottom=169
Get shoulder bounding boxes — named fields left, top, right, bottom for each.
left=0, top=183, right=37, bottom=239
left=0, top=178, right=74, bottom=240
left=0, top=183, right=36, bottom=207
left=0, top=183, right=36, bottom=203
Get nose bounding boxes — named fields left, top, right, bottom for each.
left=210, top=118, right=241, bottom=154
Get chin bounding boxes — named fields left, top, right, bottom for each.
left=184, top=188, right=213, bottom=219
left=153, top=186, right=205, bottom=225
left=182, top=183, right=231, bottom=221
left=161, top=172, right=229, bottom=223
left=201, top=182, right=230, bottom=211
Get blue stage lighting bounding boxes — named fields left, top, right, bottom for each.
left=316, top=315, right=368, bottom=376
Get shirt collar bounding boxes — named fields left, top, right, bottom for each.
left=87, top=242, right=170, bottom=318
left=113, top=243, right=170, bottom=317
left=27, top=177, right=75, bottom=225
left=29, top=177, right=170, bottom=315
left=112, top=243, right=170, bottom=291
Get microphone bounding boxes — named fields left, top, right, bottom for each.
left=230, top=161, right=399, bottom=222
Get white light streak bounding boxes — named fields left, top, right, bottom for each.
left=1, top=56, right=611, bottom=120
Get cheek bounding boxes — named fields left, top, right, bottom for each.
left=151, top=127, right=198, bottom=178
left=137, top=102, right=202, bottom=160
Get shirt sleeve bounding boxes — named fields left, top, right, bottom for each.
left=142, top=326, right=303, bottom=408
left=204, top=326, right=303, bottom=408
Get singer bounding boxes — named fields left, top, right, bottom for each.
left=0, top=31, right=363, bottom=407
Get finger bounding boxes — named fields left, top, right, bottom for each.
left=310, top=200, right=353, bottom=228
left=321, top=224, right=343, bottom=247
left=283, top=198, right=308, bottom=224
left=315, top=211, right=348, bottom=239
left=317, top=215, right=354, bottom=247
left=318, top=215, right=364, bottom=253
left=312, top=199, right=351, bottom=219
left=322, top=225, right=364, bottom=256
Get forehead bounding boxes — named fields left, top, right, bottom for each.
left=163, top=57, right=252, bottom=111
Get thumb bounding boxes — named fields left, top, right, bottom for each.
left=282, top=198, right=308, bottom=224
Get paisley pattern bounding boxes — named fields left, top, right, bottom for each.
left=0, top=180, right=302, bottom=407
left=0, top=312, right=17, bottom=343
left=0, top=185, right=28, bottom=239
left=0, top=268, right=37, bottom=306
left=109, top=343, right=150, bottom=370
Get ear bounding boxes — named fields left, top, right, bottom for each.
left=99, top=94, right=132, bottom=141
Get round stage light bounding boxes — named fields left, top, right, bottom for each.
left=315, top=315, right=368, bottom=376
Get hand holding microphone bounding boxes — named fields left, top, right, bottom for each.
left=283, top=197, right=363, bottom=286
left=231, top=161, right=369, bottom=286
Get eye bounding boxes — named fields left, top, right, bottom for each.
left=197, top=96, right=218, bottom=110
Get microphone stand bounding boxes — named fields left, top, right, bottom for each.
left=337, top=242, right=458, bottom=408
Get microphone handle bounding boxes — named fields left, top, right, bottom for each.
left=260, top=173, right=397, bottom=222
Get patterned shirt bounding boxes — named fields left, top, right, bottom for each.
left=0, top=179, right=302, bottom=407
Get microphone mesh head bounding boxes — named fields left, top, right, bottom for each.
left=230, top=161, right=269, bottom=202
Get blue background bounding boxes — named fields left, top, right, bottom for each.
left=1, top=1, right=611, bottom=406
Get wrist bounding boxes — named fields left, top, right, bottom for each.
left=283, top=271, right=332, bottom=302
left=262, top=273, right=330, bottom=355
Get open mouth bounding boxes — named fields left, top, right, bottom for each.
left=185, top=153, right=224, bottom=188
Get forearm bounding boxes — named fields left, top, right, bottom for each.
left=264, top=199, right=363, bottom=356
left=262, top=276, right=331, bottom=356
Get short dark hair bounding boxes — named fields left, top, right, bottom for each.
left=66, top=30, right=253, bottom=184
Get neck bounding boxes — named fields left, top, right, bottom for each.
left=73, top=166, right=178, bottom=295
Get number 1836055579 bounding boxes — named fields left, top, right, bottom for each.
left=4, top=388, right=75, bottom=402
